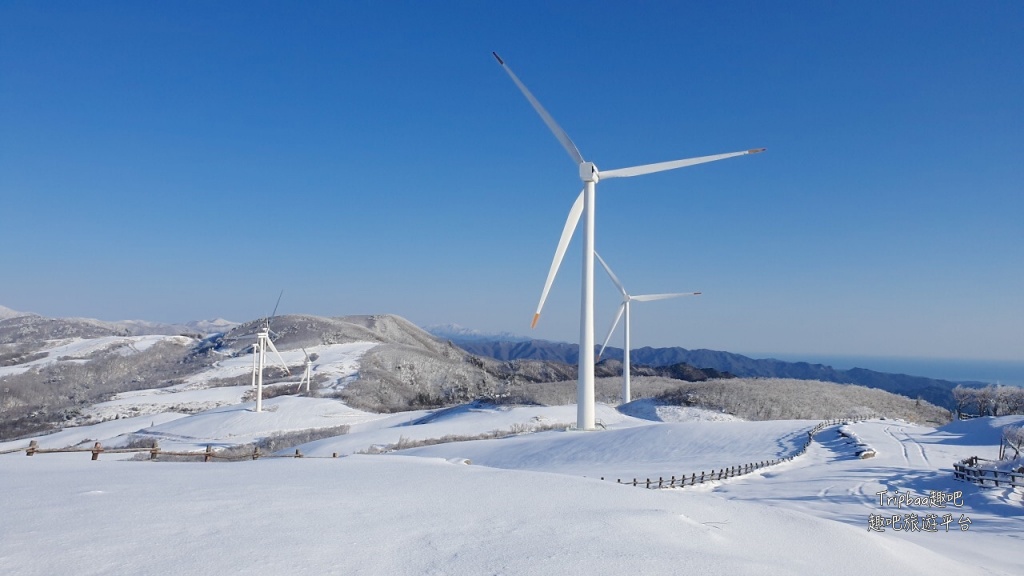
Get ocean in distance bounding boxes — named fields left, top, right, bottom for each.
left=760, top=354, right=1024, bottom=387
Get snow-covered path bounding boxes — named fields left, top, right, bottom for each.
left=710, top=417, right=1024, bottom=576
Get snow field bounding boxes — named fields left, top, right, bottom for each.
left=711, top=416, right=1024, bottom=576
left=2, top=332, right=1022, bottom=576
left=0, top=453, right=993, bottom=576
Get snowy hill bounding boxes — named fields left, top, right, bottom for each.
left=0, top=304, right=27, bottom=320
left=2, top=399, right=1021, bottom=574
left=1, top=307, right=1021, bottom=573
left=1, top=311, right=591, bottom=439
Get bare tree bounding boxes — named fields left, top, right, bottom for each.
left=996, top=386, right=1024, bottom=416
left=974, top=385, right=996, bottom=417
left=952, top=385, right=976, bottom=419
left=1001, top=424, right=1024, bottom=460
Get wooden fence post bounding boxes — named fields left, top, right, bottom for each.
left=26, top=440, right=38, bottom=456
left=294, top=449, right=303, bottom=458
left=691, top=473, right=696, bottom=485
left=204, top=445, right=213, bottom=462
left=91, top=442, right=102, bottom=461
left=253, top=446, right=260, bottom=460
left=150, top=441, right=159, bottom=461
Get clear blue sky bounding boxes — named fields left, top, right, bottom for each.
left=1, top=1, right=1021, bottom=361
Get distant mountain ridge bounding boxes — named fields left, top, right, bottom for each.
left=445, top=337, right=978, bottom=409
left=424, top=324, right=530, bottom=343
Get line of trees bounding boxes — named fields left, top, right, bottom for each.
left=952, top=384, right=1024, bottom=419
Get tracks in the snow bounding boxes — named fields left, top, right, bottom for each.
left=882, top=425, right=931, bottom=468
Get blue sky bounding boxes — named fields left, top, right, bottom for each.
left=1, top=1, right=1021, bottom=361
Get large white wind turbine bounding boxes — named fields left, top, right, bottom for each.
left=595, top=251, right=700, bottom=405
left=493, top=52, right=764, bottom=430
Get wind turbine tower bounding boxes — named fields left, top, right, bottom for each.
left=493, top=52, right=764, bottom=430
left=296, top=348, right=313, bottom=393
left=251, top=321, right=290, bottom=412
left=229, top=291, right=291, bottom=413
left=595, top=251, right=700, bottom=404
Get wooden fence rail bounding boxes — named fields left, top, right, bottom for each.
left=953, top=456, right=1024, bottom=489
left=12, top=418, right=863, bottom=476
left=609, top=418, right=852, bottom=489
left=21, top=440, right=343, bottom=461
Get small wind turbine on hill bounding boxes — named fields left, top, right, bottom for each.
left=493, top=52, right=764, bottom=430
left=227, top=291, right=291, bottom=413
left=251, top=323, right=290, bottom=413
left=295, top=348, right=313, bottom=393
left=594, top=251, right=700, bottom=405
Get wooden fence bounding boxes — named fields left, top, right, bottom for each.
left=953, top=456, right=1024, bottom=489
left=20, top=440, right=341, bottom=461
left=10, top=418, right=855, bottom=475
left=608, top=418, right=849, bottom=489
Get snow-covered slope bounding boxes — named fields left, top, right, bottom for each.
left=0, top=304, right=27, bottom=320
left=2, top=312, right=1022, bottom=574
left=2, top=415, right=1020, bottom=575
left=0, top=334, right=192, bottom=378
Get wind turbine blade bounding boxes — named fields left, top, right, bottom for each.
left=599, top=148, right=765, bottom=179
left=271, top=290, right=284, bottom=318
left=265, top=338, right=291, bottom=375
left=631, top=291, right=701, bottom=302
left=597, top=303, right=626, bottom=361
left=267, top=289, right=284, bottom=330
left=594, top=251, right=628, bottom=298
left=533, top=189, right=584, bottom=328
left=493, top=52, right=585, bottom=167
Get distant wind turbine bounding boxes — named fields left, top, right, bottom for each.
left=595, top=251, right=700, bottom=404
left=295, top=348, right=313, bottom=393
left=493, top=52, right=764, bottom=430
left=251, top=324, right=290, bottom=412
left=227, top=291, right=291, bottom=413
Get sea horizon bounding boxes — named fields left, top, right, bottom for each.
left=755, top=353, right=1024, bottom=387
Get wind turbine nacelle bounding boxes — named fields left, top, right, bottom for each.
left=579, top=161, right=599, bottom=183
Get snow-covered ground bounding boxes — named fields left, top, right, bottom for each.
left=1, top=373, right=1022, bottom=574
left=0, top=335, right=191, bottom=378
left=174, top=341, right=378, bottom=390
left=63, top=341, right=381, bottom=424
